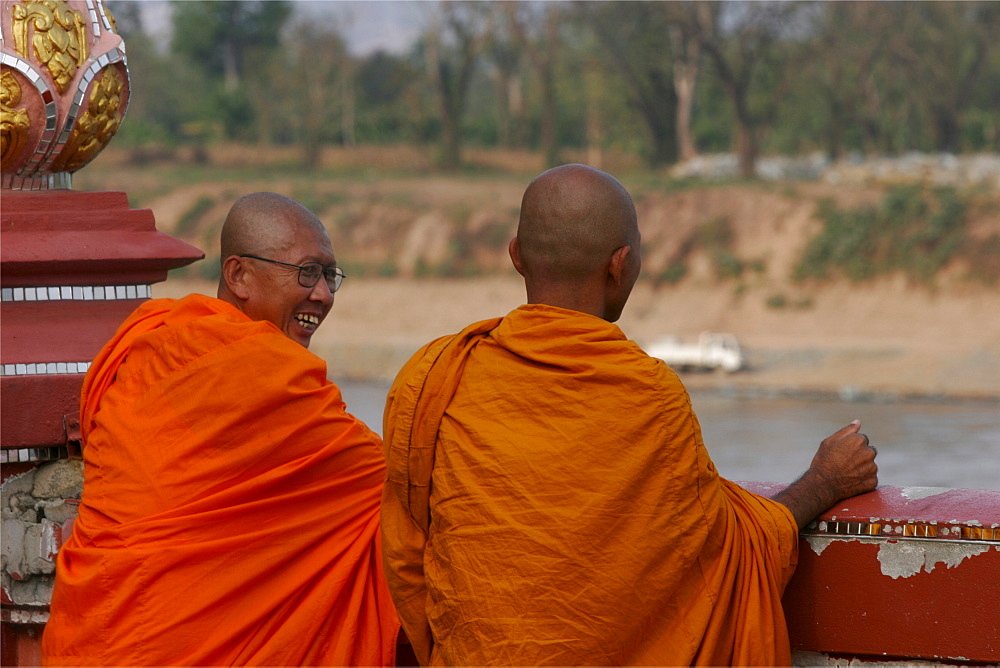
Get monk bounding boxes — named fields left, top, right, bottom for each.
left=43, top=193, right=398, bottom=666
left=381, top=164, right=878, bottom=666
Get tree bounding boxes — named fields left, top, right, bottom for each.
left=666, top=2, right=713, bottom=162
left=578, top=1, right=678, bottom=168
left=893, top=2, right=995, bottom=152
left=423, top=2, right=492, bottom=169
left=356, top=51, right=428, bottom=144
left=170, top=1, right=291, bottom=141
left=484, top=16, right=524, bottom=149
left=689, top=1, right=805, bottom=177
left=505, top=2, right=563, bottom=167
left=277, top=21, right=354, bottom=167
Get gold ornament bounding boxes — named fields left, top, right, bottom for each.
left=11, top=0, right=88, bottom=93
left=1, top=70, right=32, bottom=170
left=52, top=66, right=123, bottom=172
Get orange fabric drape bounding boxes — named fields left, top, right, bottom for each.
left=43, top=294, right=398, bottom=666
left=381, top=304, right=798, bottom=666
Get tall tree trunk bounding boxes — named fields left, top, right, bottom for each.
left=669, top=24, right=700, bottom=162
left=584, top=60, right=604, bottom=169
left=539, top=7, right=560, bottom=168
left=507, top=2, right=561, bottom=167
left=496, top=72, right=512, bottom=148
left=734, top=119, right=757, bottom=179
left=636, top=97, right=676, bottom=167
left=729, top=82, right=757, bottom=178
left=341, top=66, right=356, bottom=147
left=674, top=63, right=698, bottom=162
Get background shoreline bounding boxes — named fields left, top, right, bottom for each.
left=157, top=277, right=1000, bottom=403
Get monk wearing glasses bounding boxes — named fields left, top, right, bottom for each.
left=381, top=165, right=878, bottom=666
left=44, top=193, right=398, bottom=666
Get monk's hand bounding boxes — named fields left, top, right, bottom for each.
left=771, top=420, right=878, bottom=529
left=807, top=419, right=879, bottom=502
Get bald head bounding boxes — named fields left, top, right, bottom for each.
left=516, top=164, right=638, bottom=280
left=220, top=192, right=328, bottom=261
left=217, top=193, right=338, bottom=347
left=511, top=164, right=641, bottom=321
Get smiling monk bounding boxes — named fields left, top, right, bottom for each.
left=43, top=193, right=398, bottom=666
left=381, top=165, right=878, bottom=666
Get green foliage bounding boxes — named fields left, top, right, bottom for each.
left=697, top=216, right=734, bottom=248
left=695, top=216, right=747, bottom=281
left=964, top=233, right=1000, bottom=285
left=765, top=293, right=788, bottom=309
left=376, top=259, right=400, bottom=278
left=176, top=196, right=216, bottom=237
left=794, top=186, right=968, bottom=284
left=712, top=250, right=744, bottom=281
left=657, top=261, right=688, bottom=285
left=765, top=293, right=814, bottom=310
left=291, top=189, right=346, bottom=217
left=108, top=1, right=1000, bottom=165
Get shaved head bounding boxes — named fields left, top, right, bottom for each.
left=516, top=164, right=638, bottom=281
left=511, top=164, right=641, bottom=322
left=217, top=192, right=337, bottom=347
left=220, top=192, right=328, bottom=260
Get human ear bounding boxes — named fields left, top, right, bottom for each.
left=608, top=245, right=631, bottom=285
left=509, top=237, right=526, bottom=277
left=222, top=256, right=252, bottom=300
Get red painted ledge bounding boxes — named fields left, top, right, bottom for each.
left=742, top=483, right=1000, bottom=664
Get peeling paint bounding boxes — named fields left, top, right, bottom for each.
left=804, top=535, right=875, bottom=556
left=877, top=541, right=993, bottom=578
left=900, top=486, right=951, bottom=501
left=791, top=649, right=956, bottom=666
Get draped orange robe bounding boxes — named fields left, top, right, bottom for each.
left=382, top=304, right=798, bottom=666
left=43, top=294, right=398, bottom=666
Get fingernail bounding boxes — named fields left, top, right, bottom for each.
left=851, top=419, right=861, bottom=425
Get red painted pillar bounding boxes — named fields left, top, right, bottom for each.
left=1, top=2, right=203, bottom=663
left=0, top=196, right=203, bottom=663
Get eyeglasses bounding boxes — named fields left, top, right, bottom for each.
left=239, top=255, right=345, bottom=292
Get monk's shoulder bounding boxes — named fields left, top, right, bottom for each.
left=125, top=303, right=326, bottom=389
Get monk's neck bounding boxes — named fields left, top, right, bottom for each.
left=523, top=285, right=608, bottom=321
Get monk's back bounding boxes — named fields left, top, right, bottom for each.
left=424, top=305, right=726, bottom=665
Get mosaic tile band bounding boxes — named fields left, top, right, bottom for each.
left=810, top=518, right=999, bottom=542
left=0, top=446, right=70, bottom=464
left=1, top=361, right=91, bottom=376
left=1, top=284, right=151, bottom=302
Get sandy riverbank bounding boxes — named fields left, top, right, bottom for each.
left=156, top=276, right=1000, bottom=401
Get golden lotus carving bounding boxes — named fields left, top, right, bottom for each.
left=1, top=70, right=31, bottom=169
left=11, top=0, right=88, bottom=93
left=52, top=66, right=123, bottom=172
left=2, top=0, right=130, bottom=189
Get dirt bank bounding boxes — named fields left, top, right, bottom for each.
left=76, top=152, right=1000, bottom=401
left=158, top=276, right=1000, bottom=401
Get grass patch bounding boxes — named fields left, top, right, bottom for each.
left=966, top=233, right=1000, bottom=285
left=794, top=185, right=968, bottom=285
left=176, top=195, right=215, bottom=237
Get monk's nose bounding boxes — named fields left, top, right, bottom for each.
left=309, top=278, right=335, bottom=305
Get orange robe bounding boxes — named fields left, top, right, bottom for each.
left=43, top=294, right=398, bottom=666
left=382, top=304, right=798, bottom=666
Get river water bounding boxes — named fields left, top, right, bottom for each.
left=336, top=380, right=1000, bottom=491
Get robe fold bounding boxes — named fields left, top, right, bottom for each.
left=381, top=304, right=798, bottom=666
left=43, top=293, right=398, bottom=667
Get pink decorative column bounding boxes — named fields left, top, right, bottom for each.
left=1, top=2, right=202, bottom=663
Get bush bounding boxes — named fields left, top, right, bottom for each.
left=794, top=186, right=968, bottom=285
left=176, top=195, right=215, bottom=237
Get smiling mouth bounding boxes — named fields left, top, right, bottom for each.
left=295, top=313, right=321, bottom=331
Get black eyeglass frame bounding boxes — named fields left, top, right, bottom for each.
left=239, top=254, right=345, bottom=292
